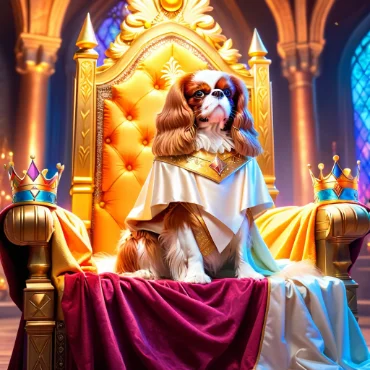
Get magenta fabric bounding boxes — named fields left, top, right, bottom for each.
left=62, top=272, right=269, bottom=370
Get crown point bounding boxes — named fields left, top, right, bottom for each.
left=30, top=155, right=35, bottom=160
left=333, top=155, right=339, bottom=162
left=307, top=164, right=312, bottom=168
left=318, top=163, right=325, bottom=170
left=357, top=160, right=361, bottom=165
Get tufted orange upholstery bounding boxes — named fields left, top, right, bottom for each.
left=92, top=44, right=208, bottom=252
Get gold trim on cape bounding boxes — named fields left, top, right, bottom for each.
left=181, top=203, right=217, bottom=257
left=155, top=150, right=251, bottom=183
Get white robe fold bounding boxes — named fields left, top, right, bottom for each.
left=126, top=157, right=273, bottom=253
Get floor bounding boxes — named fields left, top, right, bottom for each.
left=0, top=309, right=370, bottom=369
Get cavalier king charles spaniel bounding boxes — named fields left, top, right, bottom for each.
left=108, top=70, right=317, bottom=283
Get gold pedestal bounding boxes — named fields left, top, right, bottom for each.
left=315, top=203, right=370, bottom=318
left=4, top=205, right=55, bottom=370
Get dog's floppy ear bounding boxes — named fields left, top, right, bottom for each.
left=152, top=74, right=196, bottom=156
left=229, top=75, right=262, bottom=157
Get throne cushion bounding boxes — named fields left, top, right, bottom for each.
left=93, top=44, right=208, bottom=252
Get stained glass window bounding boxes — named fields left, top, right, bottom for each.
left=96, top=1, right=129, bottom=66
left=351, top=29, right=370, bottom=203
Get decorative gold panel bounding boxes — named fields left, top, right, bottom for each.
left=24, top=289, right=54, bottom=320
left=101, top=0, right=250, bottom=77
left=26, top=321, right=55, bottom=370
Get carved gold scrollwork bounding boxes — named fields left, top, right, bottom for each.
left=160, top=56, right=185, bottom=87
left=101, top=0, right=249, bottom=77
left=81, top=62, right=93, bottom=102
left=256, top=66, right=271, bottom=170
left=79, top=145, right=90, bottom=167
left=79, top=61, right=93, bottom=168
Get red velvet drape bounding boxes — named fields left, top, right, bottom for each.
left=62, top=273, right=269, bottom=370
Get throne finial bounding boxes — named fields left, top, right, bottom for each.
left=76, top=13, right=98, bottom=50
left=248, top=29, right=268, bottom=58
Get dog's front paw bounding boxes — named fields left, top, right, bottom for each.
left=120, top=269, right=155, bottom=280
left=183, top=272, right=212, bottom=284
left=237, top=271, right=265, bottom=280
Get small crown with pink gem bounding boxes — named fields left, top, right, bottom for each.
left=308, top=155, right=360, bottom=203
left=4, top=155, right=64, bottom=207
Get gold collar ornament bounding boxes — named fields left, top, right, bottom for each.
left=155, top=149, right=250, bottom=183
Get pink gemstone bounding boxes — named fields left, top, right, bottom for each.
left=209, top=156, right=227, bottom=176
left=27, top=161, right=39, bottom=181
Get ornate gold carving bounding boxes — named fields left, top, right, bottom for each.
left=80, top=62, right=94, bottom=102
left=78, top=145, right=90, bottom=167
left=160, top=56, right=185, bottom=87
left=102, top=0, right=249, bottom=77
left=26, top=321, right=55, bottom=370
left=29, top=293, right=52, bottom=318
left=160, top=0, right=183, bottom=12
left=256, top=66, right=271, bottom=170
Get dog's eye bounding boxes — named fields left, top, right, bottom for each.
left=223, top=88, right=231, bottom=97
left=194, top=90, right=205, bottom=98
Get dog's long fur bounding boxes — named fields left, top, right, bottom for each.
left=111, top=71, right=321, bottom=283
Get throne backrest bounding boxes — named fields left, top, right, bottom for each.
left=71, top=0, right=277, bottom=253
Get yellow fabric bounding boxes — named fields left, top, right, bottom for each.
left=255, top=203, right=320, bottom=263
left=95, top=43, right=207, bottom=253
left=51, top=207, right=97, bottom=288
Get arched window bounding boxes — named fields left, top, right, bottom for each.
left=351, top=29, right=370, bottom=203
left=96, top=1, right=129, bottom=66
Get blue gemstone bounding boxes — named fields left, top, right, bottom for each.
left=332, top=163, right=343, bottom=178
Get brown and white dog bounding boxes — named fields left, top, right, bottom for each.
left=108, top=70, right=318, bottom=283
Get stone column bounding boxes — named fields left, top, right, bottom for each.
left=265, top=0, right=335, bottom=205
left=14, top=34, right=61, bottom=171
left=11, top=0, right=71, bottom=170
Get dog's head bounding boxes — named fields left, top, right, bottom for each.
left=152, top=70, right=262, bottom=157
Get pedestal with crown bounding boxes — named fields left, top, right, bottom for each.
left=3, top=156, right=63, bottom=370
left=310, top=156, right=370, bottom=315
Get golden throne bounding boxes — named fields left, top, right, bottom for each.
left=3, top=1, right=370, bottom=369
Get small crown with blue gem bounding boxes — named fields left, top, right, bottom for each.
left=308, top=155, right=360, bottom=203
left=4, top=155, right=64, bottom=207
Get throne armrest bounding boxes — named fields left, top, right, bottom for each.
left=315, top=203, right=370, bottom=316
left=4, top=205, right=55, bottom=370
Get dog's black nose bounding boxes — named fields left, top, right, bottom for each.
left=211, top=90, right=224, bottom=99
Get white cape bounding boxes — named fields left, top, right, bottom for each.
left=126, top=158, right=273, bottom=253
